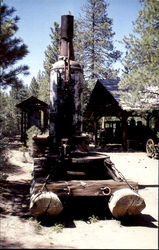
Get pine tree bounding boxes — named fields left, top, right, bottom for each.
left=1, top=84, right=29, bottom=136
left=0, top=3, right=29, bottom=89
left=119, top=0, right=159, bottom=109
left=0, top=90, right=8, bottom=135
left=36, top=22, right=60, bottom=104
left=74, top=0, right=121, bottom=88
left=37, top=71, right=49, bottom=103
left=43, top=22, right=60, bottom=78
left=29, top=77, right=39, bottom=98
left=6, top=89, right=20, bottom=135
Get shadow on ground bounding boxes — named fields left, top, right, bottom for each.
left=0, top=236, right=76, bottom=249
left=0, top=163, right=26, bottom=176
left=120, top=214, right=158, bottom=228
left=139, top=184, right=159, bottom=189
left=0, top=237, right=24, bottom=249
left=36, top=196, right=112, bottom=228
left=0, top=180, right=30, bottom=219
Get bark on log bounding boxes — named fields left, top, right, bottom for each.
left=108, top=188, right=146, bottom=218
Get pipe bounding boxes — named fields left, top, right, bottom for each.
left=60, top=15, right=74, bottom=60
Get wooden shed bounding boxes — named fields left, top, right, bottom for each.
left=16, top=96, right=49, bottom=142
left=84, top=79, right=129, bottom=150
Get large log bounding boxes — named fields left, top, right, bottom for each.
left=30, top=191, right=63, bottom=217
left=32, top=179, right=138, bottom=197
left=108, top=188, right=146, bottom=218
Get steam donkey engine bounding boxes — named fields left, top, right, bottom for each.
left=30, top=15, right=145, bottom=219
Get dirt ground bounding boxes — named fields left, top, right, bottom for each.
left=0, top=141, right=158, bottom=249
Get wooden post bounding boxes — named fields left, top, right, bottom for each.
left=24, top=112, right=27, bottom=133
left=44, top=107, right=48, bottom=131
left=94, top=118, right=98, bottom=146
left=102, top=117, right=105, bottom=129
left=21, top=111, right=24, bottom=140
left=122, top=111, right=128, bottom=151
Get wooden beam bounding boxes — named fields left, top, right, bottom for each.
left=33, top=179, right=138, bottom=197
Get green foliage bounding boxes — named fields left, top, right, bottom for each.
left=88, top=214, right=99, bottom=223
left=29, top=77, right=39, bottom=98
left=0, top=85, right=29, bottom=136
left=43, top=22, right=60, bottom=77
left=0, top=2, right=30, bottom=140
left=119, top=0, right=159, bottom=109
left=0, top=172, right=8, bottom=182
left=37, top=71, right=49, bottom=104
left=73, top=0, right=121, bottom=108
left=26, top=125, right=41, bottom=148
left=0, top=137, right=9, bottom=181
left=82, top=78, right=93, bottom=109
left=18, top=145, right=27, bottom=152
left=28, top=217, right=43, bottom=234
left=74, top=0, right=121, bottom=86
left=52, top=223, right=64, bottom=233
left=0, top=91, right=8, bottom=135
left=0, top=3, right=29, bottom=89
left=34, top=22, right=60, bottom=104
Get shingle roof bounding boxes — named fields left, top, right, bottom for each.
left=84, top=78, right=125, bottom=118
left=98, top=78, right=120, bottom=102
left=16, top=96, right=48, bottom=111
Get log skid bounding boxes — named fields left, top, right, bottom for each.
left=108, top=188, right=146, bottom=218
left=32, top=179, right=138, bottom=197
left=30, top=136, right=145, bottom=219
left=30, top=191, right=63, bottom=217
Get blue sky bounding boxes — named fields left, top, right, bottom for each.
left=4, top=0, right=141, bottom=86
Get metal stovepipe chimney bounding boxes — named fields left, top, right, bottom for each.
left=60, top=15, right=74, bottom=60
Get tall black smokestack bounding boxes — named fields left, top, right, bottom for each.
left=60, top=15, right=74, bottom=60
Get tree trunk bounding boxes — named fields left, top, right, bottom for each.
left=108, top=188, right=146, bottom=218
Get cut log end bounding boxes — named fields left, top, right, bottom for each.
left=30, top=191, right=63, bottom=217
left=108, top=188, right=146, bottom=218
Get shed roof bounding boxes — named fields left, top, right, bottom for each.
left=16, top=96, right=48, bottom=112
left=84, top=79, right=126, bottom=119
left=98, top=79, right=120, bottom=101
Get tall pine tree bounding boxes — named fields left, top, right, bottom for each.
left=1, top=84, right=29, bottom=136
left=36, top=71, right=49, bottom=103
left=29, top=77, right=39, bottom=98
left=0, top=3, right=29, bottom=89
left=43, top=22, right=60, bottom=78
left=74, top=0, right=121, bottom=88
left=36, top=22, right=60, bottom=103
left=0, top=90, right=8, bottom=135
left=119, top=0, right=159, bottom=109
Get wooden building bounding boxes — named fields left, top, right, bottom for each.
left=84, top=79, right=129, bottom=150
left=84, top=79, right=159, bottom=151
left=16, top=96, right=49, bottom=142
